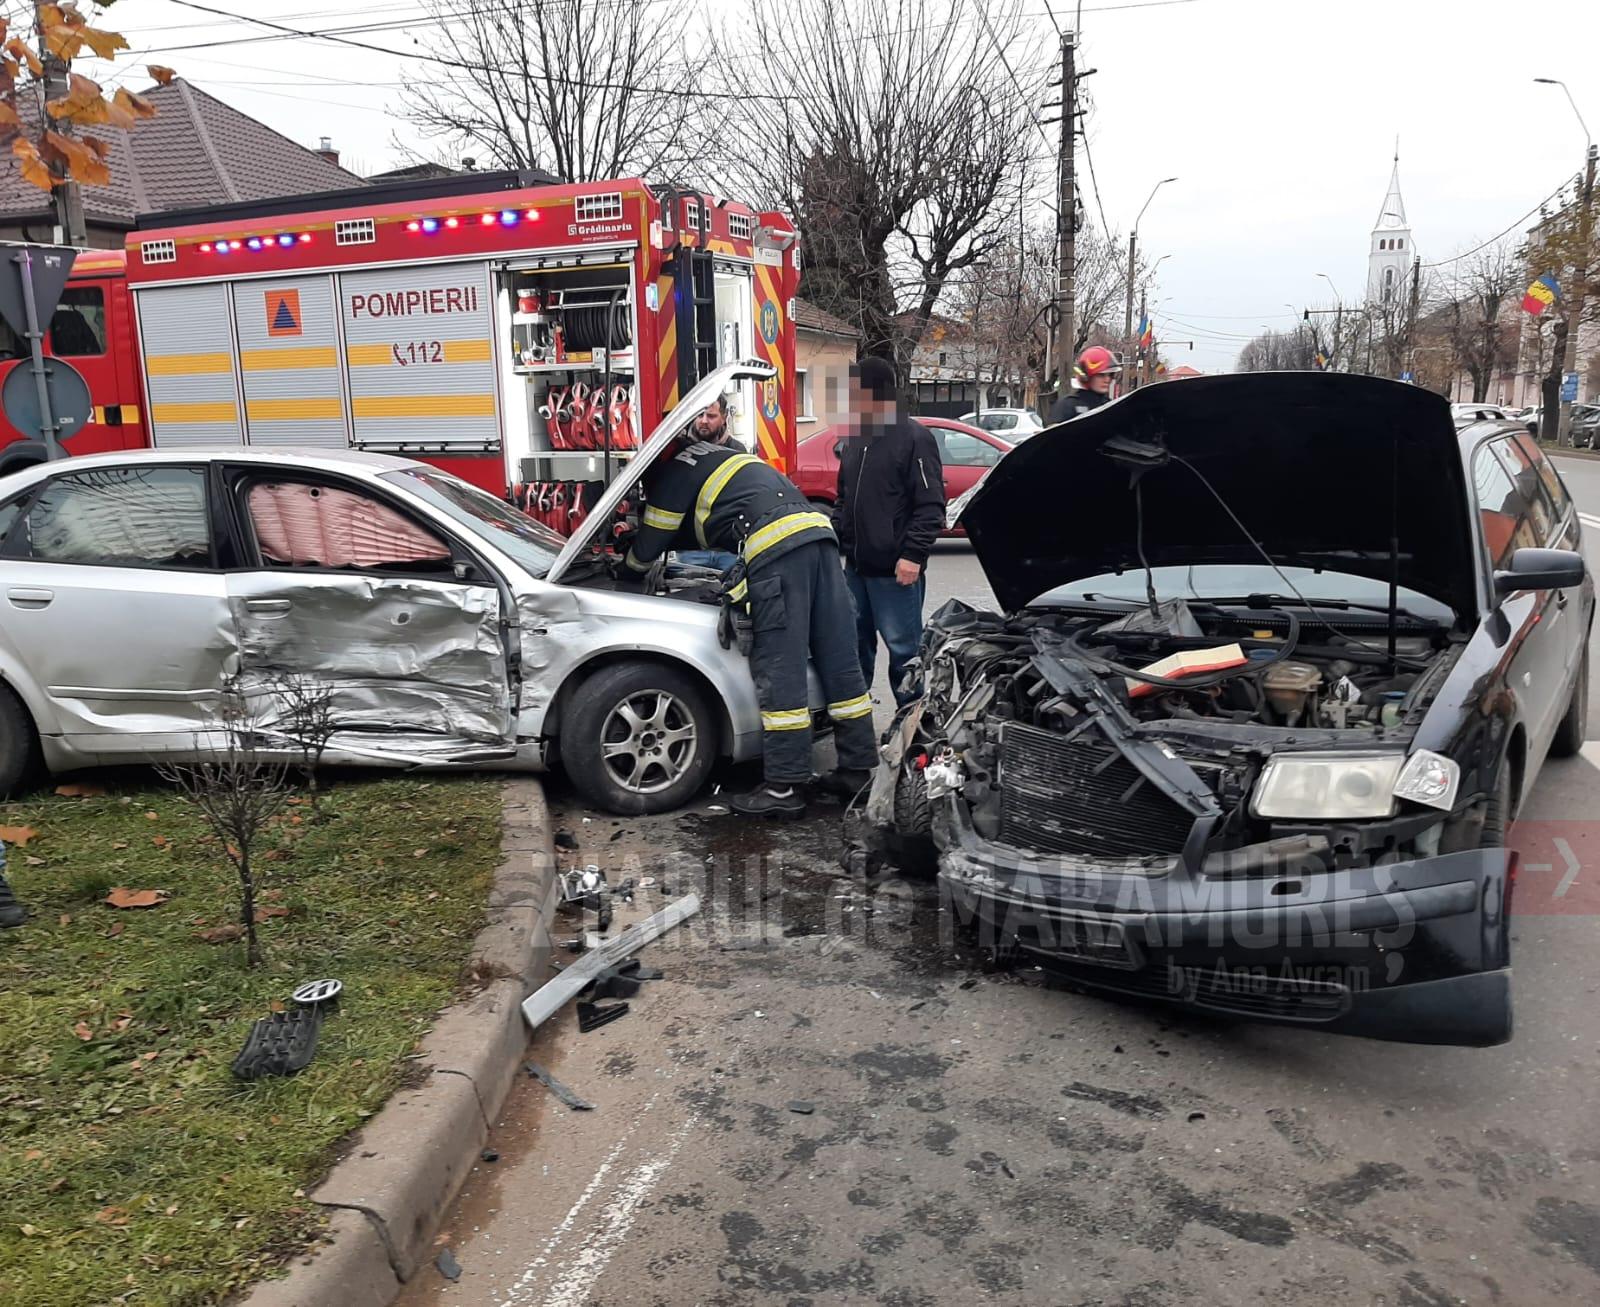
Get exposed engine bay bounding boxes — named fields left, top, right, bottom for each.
left=875, top=595, right=1468, bottom=875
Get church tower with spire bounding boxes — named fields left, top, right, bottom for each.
left=1366, top=150, right=1412, bottom=305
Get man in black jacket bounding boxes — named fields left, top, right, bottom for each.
left=621, top=434, right=877, bottom=818
left=832, top=357, right=944, bottom=706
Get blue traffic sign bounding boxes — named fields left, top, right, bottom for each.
left=1561, top=372, right=1580, bottom=403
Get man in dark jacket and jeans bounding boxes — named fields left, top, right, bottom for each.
left=832, top=357, right=945, bottom=706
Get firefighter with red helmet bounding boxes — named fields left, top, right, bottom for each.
left=1046, top=346, right=1120, bottom=424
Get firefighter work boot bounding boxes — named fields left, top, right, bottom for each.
left=816, top=768, right=873, bottom=801
left=0, top=873, right=26, bottom=928
left=729, top=784, right=807, bottom=820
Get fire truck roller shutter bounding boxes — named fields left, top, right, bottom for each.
left=137, top=283, right=244, bottom=448
left=340, top=261, right=501, bottom=452
left=234, top=275, right=347, bottom=448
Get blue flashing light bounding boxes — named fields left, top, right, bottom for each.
left=499, top=209, right=519, bottom=226
left=216, top=240, right=232, bottom=254
left=278, top=233, right=295, bottom=248
left=246, top=237, right=263, bottom=251
left=421, top=217, right=440, bottom=234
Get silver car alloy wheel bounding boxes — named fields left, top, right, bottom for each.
left=600, top=689, right=700, bottom=795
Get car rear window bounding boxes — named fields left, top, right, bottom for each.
left=7, top=467, right=211, bottom=569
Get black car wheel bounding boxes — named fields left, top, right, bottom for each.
left=562, top=662, right=718, bottom=815
left=0, top=682, right=41, bottom=798
left=1480, top=757, right=1514, bottom=849
left=1550, top=652, right=1588, bottom=759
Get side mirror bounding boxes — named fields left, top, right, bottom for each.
left=833, top=440, right=845, bottom=459
left=1494, top=546, right=1586, bottom=595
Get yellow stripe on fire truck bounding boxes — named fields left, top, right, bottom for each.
left=351, top=394, right=497, bottom=419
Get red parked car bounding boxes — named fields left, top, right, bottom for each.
left=791, top=417, right=1013, bottom=536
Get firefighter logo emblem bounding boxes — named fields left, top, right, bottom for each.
left=761, top=378, right=780, bottom=420
left=265, top=289, right=303, bottom=337
left=759, top=300, right=779, bottom=345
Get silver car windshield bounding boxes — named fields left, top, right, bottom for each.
left=382, top=467, right=564, bottom=577
left=1039, top=563, right=1455, bottom=622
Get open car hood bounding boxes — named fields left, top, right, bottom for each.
left=958, top=372, right=1479, bottom=619
left=545, top=358, right=777, bottom=584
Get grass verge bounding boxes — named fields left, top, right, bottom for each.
left=0, top=774, right=502, bottom=1306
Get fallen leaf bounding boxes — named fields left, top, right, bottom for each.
left=24, top=1149, right=43, bottom=1162
left=105, top=887, right=169, bottom=910
left=106, top=922, right=125, bottom=938
left=253, top=905, right=289, bottom=922
left=413, top=848, right=429, bottom=858
left=145, top=811, right=160, bottom=821
left=111, top=1015, right=131, bottom=1032
left=165, top=1204, right=178, bottom=1216
left=112, top=841, right=128, bottom=850
left=94, top=1205, right=129, bottom=1226
left=25, top=855, right=45, bottom=866
left=142, top=1051, right=158, bottom=1061
left=261, top=889, right=284, bottom=902
left=0, top=824, right=38, bottom=846
left=289, top=815, right=303, bottom=826
left=195, top=924, right=243, bottom=944
left=58, top=913, right=71, bottom=926
left=55, top=782, right=106, bottom=798
left=73, top=1021, right=93, bottom=1041
left=20, top=1223, right=39, bottom=1237
left=151, top=835, right=170, bottom=849
left=268, top=1001, right=285, bottom=1014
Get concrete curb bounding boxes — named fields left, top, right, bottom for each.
left=239, top=777, right=558, bottom=1306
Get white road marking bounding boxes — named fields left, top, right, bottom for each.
left=1579, top=512, right=1600, bottom=531
left=539, top=1118, right=695, bottom=1307
left=497, top=1137, right=630, bottom=1305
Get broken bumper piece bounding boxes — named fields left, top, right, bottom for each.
left=936, top=802, right=1513, bottom=1047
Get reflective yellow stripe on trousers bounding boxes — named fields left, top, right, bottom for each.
left=694, top=454, right=761, bottom=546
left=761, top=708, right=811, bottom=732
left=828, top=693, right=873, bottom=721
left=742, top=511, right=832, bottom=564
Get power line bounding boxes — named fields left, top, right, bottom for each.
left=963, top=0, right=1053, bottom=154
left=1079, top=116, right=1111, bottom=234
left=1420, top=176, right=1576, bottom=269
left=164, top=0, right=799, bottom=102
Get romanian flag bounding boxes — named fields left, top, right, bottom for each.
left=1523, top=274, right=1561, bottom=316
left=1137, top=316, right=1154, bottom=351
left=1314, top=349, right=1331, bottom=370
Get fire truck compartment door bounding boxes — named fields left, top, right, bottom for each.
left=339, top=262, right=501, bottom=452
left=137, top=283, right=245, bottom=447
left=233, top=275, right=347, bottom=448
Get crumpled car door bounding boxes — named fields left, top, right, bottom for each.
left=225, top=572, right=515, bottom=764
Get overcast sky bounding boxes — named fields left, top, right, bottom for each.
left=99, top=0, right=1600, bottom=372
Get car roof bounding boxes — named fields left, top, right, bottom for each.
left=12, top=446, right=418, bottom=477
left=802, top=416, right=1001, bottom=443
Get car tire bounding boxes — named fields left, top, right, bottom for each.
left=562, top=662, right=718, bottom=815
left=1550, top=652, right=1588, bottom=759
left=0, top=681, right=41, bottom=798
left=893, top=760, right=933, bottom=837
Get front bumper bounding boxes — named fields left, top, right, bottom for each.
left=936, top=802, right=1513, bottom=1047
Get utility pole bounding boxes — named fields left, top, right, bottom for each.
left=1136, top=285, right=1147, bottom=386
left=1123, top=230, right=1137, bottom=364
left=37, top=0, right=86, bottom=245
left=1404, top=255, right=1421, bottom=379
left=1556, top=144, right=1597, bottom=447
left=1052, top=30, right=1078, bottom=397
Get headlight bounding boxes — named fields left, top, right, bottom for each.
left=1252, top=750, right=1461, bottom=819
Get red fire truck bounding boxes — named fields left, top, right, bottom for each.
left=0, top=172, right=801, bottom=507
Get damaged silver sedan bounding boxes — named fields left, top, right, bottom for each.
left=861, top=373, right=1591, bottom=1047
left=0, top=364, right=785, bottom=815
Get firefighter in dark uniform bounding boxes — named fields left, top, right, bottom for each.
left=1046, top=346, right=1120, bottom=424
left=619, top=436, right=878, bottom=818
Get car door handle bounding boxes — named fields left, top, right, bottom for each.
left=245, top=598, right=293, bottom=616
left=7, top=587, right=54, bottom=609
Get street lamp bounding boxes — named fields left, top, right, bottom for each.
left=1125, top=178, right=1178, bottom=385
left=1315, top=276, right=1346, bottom=371
left=1316, top=272, right=1342, bottom=304
left=1535, top=76, right=1597, bottom=446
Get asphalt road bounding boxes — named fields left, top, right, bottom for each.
left=400, top=459, right=1600, bottom=1307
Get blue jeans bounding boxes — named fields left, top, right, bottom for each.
left=845, top=563, right=926, bottom=706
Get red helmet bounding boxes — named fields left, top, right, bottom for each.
left=1074, top=346, right=1120, bottom=380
